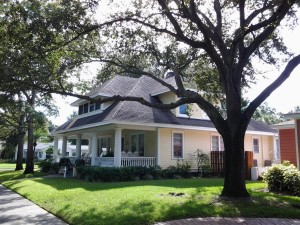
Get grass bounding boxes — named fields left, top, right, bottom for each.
left=0, top=162, right=39, bottom=170
left=0, top=162, right=44, bottom=183
left=2, top=178, right=300, bottom=225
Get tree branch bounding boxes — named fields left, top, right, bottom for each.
left=244, top=54, right=300, bottom=120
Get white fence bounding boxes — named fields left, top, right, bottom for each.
left=94, top=157, right=157, bottom=167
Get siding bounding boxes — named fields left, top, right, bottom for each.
left=279, top=129, right=297, bottom=166
left=158, top=128, right=273, bottom=169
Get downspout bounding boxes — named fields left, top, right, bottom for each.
left=295, top=119, right=300, bottom=170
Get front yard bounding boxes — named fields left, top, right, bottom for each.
left=2, top=177, right=300, bottom=225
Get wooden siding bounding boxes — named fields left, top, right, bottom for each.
left=158, top=128, right=274, bottom=169
left=279, top=129, right=297, bottom=166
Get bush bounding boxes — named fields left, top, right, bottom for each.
left=75, top=159, right=85, bottom=167
left=50, top=162, right=60, bottom=174
left=263, top=161, right=300, bottom=196
left=38, top=159, right=52, bottom=173
left=76, top=165, right=190, bottom=182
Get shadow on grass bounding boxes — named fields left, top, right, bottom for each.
left=3, top=177, right=300, bottom=225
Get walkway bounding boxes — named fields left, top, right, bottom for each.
left=155, top=217, right=300, bottom=225
left=0, top=184, right=68, bottom=225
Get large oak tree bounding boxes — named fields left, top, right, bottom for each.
left=80, top=0, right=300, bottom=197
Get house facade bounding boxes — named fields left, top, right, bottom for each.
left=272, top=113, right=300, bottom=169
left=52, top=75, right=277, bottom=170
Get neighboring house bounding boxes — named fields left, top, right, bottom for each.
left=272, top=113, right=300, bottom=170
left=15, top=141, right=89, bottom=161
left=52, top=74, right=277, bottom=169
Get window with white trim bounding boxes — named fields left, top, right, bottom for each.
left=253, top=138, right=259, bottom=153
left=78, top=101, right=102, bottom=115
left=173, top=132, right=183, bottom=158
left=211, top=135, right=224, bottom=151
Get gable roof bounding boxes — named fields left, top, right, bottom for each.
left=55, top=75, right=275, bottom=134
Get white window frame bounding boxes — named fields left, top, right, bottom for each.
left=253, top=137, right=260, bottom=154
left=178, top=104, right=189, bottom=117
left=172, top=131, right=184, bottom=159
left=211, top=134, right=224, bottom=151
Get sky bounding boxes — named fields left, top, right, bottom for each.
left=48, top=11, right=300, bottom=126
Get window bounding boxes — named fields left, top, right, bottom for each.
left=78, top=105, right=84, bottom=115
left=253, top=138, right=259, bottom=153
left=89, top=103, right=95, bottom=112
left=131, top=134, right=144, bottom=156
left=173, top=132, right=183, bottom=158
left=83, top=103, right=89, bottom=114
left=211, top=135, right=224, bottom=151
left=98, top=137, right=111, bottom=156
left=95, top=102, right=101, bottom=110
left=179, top=104, right=187, bottom=115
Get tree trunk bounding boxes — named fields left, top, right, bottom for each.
left=15, top=114, right=25, bottom=171
left=24, top=91, right=36, bottom=174
left=221, top=130, right=249, bottom=197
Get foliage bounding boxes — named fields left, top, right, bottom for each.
left=38, top=159, right=52, bottom=173
left=76, top=164, right=192, bottom=182
left=250, top=101, right=285, bottom=125
left=75, top=159, right=85, bottom=167
left=193, top=149, right=211, bottom=177
left=263, top=161, right=300, bottom=196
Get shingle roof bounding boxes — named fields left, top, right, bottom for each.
left=55, top=75, right=275, bottom=134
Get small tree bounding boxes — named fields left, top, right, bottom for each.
left=194, top=149, right=210, bottom=177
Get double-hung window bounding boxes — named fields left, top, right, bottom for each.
left=173, top=132, right=183, bottom=158
left=211, top=135, right=224, bottom=151
left=253, top=138, right=259, bottom=153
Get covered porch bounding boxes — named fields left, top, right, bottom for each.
left=53, top=124, right=159, bottom=167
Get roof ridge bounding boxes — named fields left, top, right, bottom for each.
left=110, top=76, right=144, bottom=119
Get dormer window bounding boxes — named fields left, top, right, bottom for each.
left=78, top=101, right=102, bottom=115
left=179, top=104, right=187, bottom=115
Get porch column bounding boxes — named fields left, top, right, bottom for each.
left=62, top=136, right=67, bottom=157
left=114, top=128, right=122, bottom=167
left=88, top=138, right=92, bottom=155
left=156, top=128, right=160, bottom=166
left=295, top=119, right=300, bottom=170
left=76, top=134, right=82, bottom=158
left=91, top=133, right=98, bottom=166
left=53, top=136, right=59, bottom=162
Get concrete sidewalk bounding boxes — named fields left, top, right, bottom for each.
left=155, top=217, right=300, bottom=225
left=0, top=184, right=68, bottom=225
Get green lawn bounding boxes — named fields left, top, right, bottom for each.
left=3, top=178, right=300, bottom=225
left=0, top=163, right=39, bottom=171
left=0, top=163, right=44, bottom=183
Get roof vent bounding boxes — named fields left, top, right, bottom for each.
left=165, top=71, right=175, bottom=79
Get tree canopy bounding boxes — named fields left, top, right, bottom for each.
left=1, top=0, right=300, bottom=197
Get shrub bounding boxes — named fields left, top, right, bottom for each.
left=76, top=165, right=186, bottom=182
left=263, top=161, right=300, bottom=196
left=75, top=159, right=85, bottom=167
left=38, top=159, right=52, bottom=173
left=50, top=162, right=60, bottom=174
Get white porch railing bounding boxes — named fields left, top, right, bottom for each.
left=95, top=157, right=114, bottom=167
left=121, top=157, right=157, bottom=167
left=94, top=157, right=157, bottom=167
